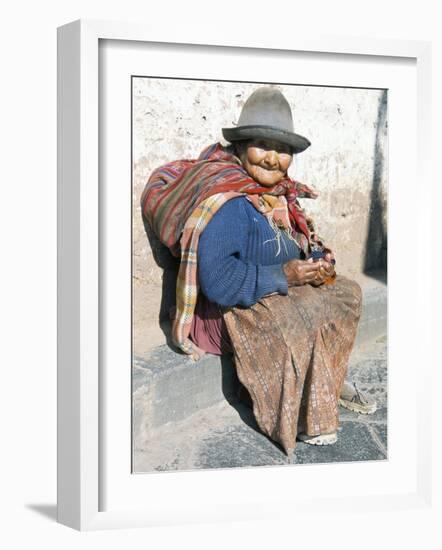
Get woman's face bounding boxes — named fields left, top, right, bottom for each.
left=238, top=139, right=293, bottom=187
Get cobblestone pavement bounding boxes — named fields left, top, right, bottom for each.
left=133, top=335, right=387, bottom=472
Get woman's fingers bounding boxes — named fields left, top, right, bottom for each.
left=299, top=261, right=321, bottom=273
left=300, top=263, right=320, bottom=274
left=323, top=249, right=336, bottom=265
left=283, top=259, right=326, bottom=286
left=323, top=262, right=335, bottom=276
left=304, top=271, right=319, bottom=282
left=299, top=263, right=321, bottom=283
left=303, top=259, right=335, bottom=286
left=316, top=259, right=334, bottom=276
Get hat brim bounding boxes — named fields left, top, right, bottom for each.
left=222, top=125, right=311, bottom=154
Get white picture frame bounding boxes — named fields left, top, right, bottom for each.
left=57, top=19, right=432, bottom=531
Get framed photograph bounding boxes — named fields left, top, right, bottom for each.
left=57, top=19, right=432, bottom=530
left=132, top=77, right=388, bottom=472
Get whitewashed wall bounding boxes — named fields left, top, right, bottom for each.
left=132, top=78, right=387, bottom=354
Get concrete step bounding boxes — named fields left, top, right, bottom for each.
left=132, top=271, right=387, bottom=450
left=133, top=336, right=387, bottom=472
left=353, top=271, right=387, bottom=346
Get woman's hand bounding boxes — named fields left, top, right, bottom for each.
left=323, top=248, right=335, bottom=265
left=310, top=258, right=336, bottom=286
left=283, top=259, right=322, bottom=286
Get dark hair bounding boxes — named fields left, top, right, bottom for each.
left=233, top=140, right=249, bottom=158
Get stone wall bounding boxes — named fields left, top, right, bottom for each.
left=132, top=78, right=388, bottom=356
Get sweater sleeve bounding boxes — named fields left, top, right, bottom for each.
left=197, top=198, right=288, bottom=307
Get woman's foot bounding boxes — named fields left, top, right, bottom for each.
left=297, top=432, right=338, bottom=446
left=339, top=381, right=377, bottom=415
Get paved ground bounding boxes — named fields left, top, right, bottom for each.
left=133, top=334, right=387, bottom=472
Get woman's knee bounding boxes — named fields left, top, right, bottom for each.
left=335, top=277, right=363, bottom=311
left=346, top=279, right=362, bottom=311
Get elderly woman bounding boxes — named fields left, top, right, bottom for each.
left=141, top=87, right=373, bottom=455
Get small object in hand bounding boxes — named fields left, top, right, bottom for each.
left=311, top=248, right=326, bottom=261
left=311, top=245, right=336, bottom=284
left=311, top=246, right=336, bottom=265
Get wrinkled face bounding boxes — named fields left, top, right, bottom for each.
left=237, top=139, right=293, bottom=187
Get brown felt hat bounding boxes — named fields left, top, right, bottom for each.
left=222, top=86, right=311, bottom=154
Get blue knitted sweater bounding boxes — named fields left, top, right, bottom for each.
left=198, top=196, right=301, bottom=307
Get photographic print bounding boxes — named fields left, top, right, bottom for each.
left=132, top=77, right=387, bottom=472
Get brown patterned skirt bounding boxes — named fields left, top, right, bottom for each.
left=223, top=276, right=362, bottom=455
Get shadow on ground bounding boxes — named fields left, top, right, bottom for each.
left=25, top=504, right=57, bottom=522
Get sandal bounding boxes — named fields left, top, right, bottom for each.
left=339, top=381, right=377, bottom=415
left=297, top=432, right=338, bottom=446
